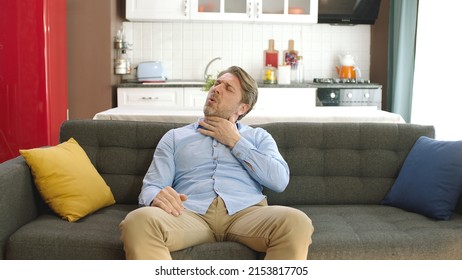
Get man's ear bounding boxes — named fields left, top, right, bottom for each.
left=238, top=103, right=250, bottom=117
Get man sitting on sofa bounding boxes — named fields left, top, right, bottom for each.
left=119, top=66, right=314, bottom=260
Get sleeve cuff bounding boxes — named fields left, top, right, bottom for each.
left=232, top=137, right=254, bottom=161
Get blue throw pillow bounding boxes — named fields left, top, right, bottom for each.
left=382, top=136, right=462, bottom=220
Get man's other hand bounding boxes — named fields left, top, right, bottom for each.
left=151, top=186, right=188, bottom=216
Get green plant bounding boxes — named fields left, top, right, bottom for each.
left=201, top=74, right=216, bottom=92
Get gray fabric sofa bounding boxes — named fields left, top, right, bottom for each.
left=1, top=119, right=462, bottom=260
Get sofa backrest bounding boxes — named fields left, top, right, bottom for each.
left=60, top=120, right=185, bottom=204
left=259, top=122, right=435, bottom=206
left=60, top=120, right=435, bottom=206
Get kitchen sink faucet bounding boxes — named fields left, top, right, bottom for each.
left=203, top=57, right=222, bottom=80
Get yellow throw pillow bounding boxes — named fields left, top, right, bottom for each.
left=20, top=138, right=115, bottom=222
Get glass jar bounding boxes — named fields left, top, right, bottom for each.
left=263, top=65, right=277, bottom=84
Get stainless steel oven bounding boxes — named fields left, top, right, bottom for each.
left=316, top=88, right=382, bottom=109
left=313, top=78, right=382, bottom=109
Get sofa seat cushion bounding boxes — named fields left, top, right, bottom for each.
left=171, top=242, right=260, bottom=260
left=6, top=204, right=136, bottom=260
left=297, top=205, right=462, bottom=260
left=5, top=204, right=259, bottom=260
left=10, top=203, right=461, bottom=260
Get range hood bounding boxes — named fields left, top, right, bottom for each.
left=318, top=0, right=381, bottom=25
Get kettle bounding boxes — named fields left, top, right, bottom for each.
left=336, top=54, right=361, bottom=79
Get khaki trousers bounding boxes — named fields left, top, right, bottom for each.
left=119, top=197, right=314, bottom=260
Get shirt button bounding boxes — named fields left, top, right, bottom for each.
left=236, top=152, right=241, bottom=157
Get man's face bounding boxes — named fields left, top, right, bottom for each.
left=203, top=73, right=249, bottom=121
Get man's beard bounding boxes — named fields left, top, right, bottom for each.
left=203, top=104, right=235, bottom=120
left=203, top=104, right=224, bottom=118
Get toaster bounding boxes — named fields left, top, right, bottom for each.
left=137, top=61, right=166, bottom=82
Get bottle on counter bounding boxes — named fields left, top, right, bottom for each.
left=296, top=56, right=304, bottom=83
left=114, top=49, right=131, bottom=75
left=264, top=39, right=279, bottom=68
left=283, top=40, right=299, bottom=83
left=113, top=25, right=132, bottom=75
left=283, top=40, right=298, bottom=66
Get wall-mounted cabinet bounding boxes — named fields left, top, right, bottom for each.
left=126, top=0, right=189, bottom=21
left=190, top=0, right=318, bottom=23
left=126, top=0, right=317, bottom=23
left=190, top=0, right=251, bottom=21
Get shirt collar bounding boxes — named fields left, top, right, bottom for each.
left=195, top=117, right=242, bottom=131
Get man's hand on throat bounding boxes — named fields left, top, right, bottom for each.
left=198, top=115, right=241, bottom=148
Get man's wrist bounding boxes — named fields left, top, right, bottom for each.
left=228, top=135, right=240, bottom=148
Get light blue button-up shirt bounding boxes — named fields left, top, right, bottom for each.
left=139, top=120, right=290, bottom=215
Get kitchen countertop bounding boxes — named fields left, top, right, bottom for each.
left=118, top=80, right=382, bottom=89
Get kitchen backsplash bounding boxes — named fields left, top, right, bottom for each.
left=122, top=21, right=371, bottom=81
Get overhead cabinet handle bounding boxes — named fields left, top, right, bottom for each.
left=256, top=2, right=260, bottom=18
left=248, top=1, right=252, bottom=18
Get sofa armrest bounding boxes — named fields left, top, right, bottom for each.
left=0, top=156, right=39, bottom=259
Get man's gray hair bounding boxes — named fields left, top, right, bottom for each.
left=217, top=66, right=258, bottom=120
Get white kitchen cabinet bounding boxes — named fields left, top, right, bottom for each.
left=259, top=0, right=318, bottom=23
left=190, top=0, right=251, bottom=21
left=183, top=87, right=316, bottom=111
left=255, top=87, right=316, bottom=111
left=184, top=87, right=208, bottom=109
left=190, top=0, right=317, bottom=23
left=117, top=86, right=316, bottom=113
left=126, top=0, right=190, bottom=21
left=117, top=87, right=184, bottom=109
